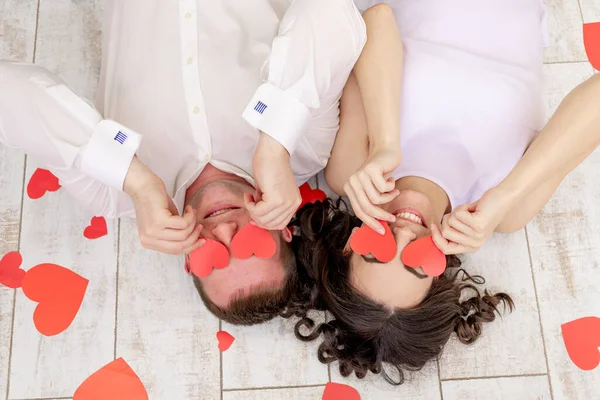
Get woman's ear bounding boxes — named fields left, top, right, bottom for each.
left=343, top=227, right=359, bottom=252
left=281, top=227, right=293, bottom=243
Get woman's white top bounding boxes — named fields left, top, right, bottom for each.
left=358, top=0, right=549, bottom=208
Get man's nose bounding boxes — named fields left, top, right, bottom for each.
left=211, top=222, right=239, bottom=247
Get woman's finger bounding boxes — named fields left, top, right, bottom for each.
left=431, top=225, right=472, bottom=255
left=357, top=172, right=391, bottom=205
left=367, top=167, right=396, bottom=194
left=350, top=178, right=396, bottom=223
left=345, top=184, right=386, bottom=235
left=447, top=212, right=480, bottom=238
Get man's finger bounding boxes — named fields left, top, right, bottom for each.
left=165, top=206, right=196, bottom=230
left=183, top=238, right=207, bottom=255
left=159, top=221, right=200, bottom=241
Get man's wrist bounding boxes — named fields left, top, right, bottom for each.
left=255, top=132, right=290, bottom=160
left=123, top=157, right=162, bottom=198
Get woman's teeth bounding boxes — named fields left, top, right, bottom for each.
left=207, top=208, right=236, bottom=218
left=394, top=211, right=423, bottom=225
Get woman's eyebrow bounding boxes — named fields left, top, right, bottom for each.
left=360, top=255, right=429, bottom=280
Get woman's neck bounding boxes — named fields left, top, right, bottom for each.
left=395, top=176, right=451, bottom=223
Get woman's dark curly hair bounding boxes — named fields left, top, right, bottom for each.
left=282, top=198, right=514, bottom=385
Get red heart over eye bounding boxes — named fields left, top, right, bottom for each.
left=584, top=22, right=600, bottom=71
left=73, top=358, right=148, bottom=400
left=561, top=316, right=600, bottom=371
left=322, top=382, right=361, bottom=400
left=189, top=239, right=230, bottom=278
left=21, top=263, right=89, bottom=336
left=230, top=224, right=276, bottom=259
left=401, top=236, right=446, bottom=277
left=349, top=221, right=396, bottom=263
left=84, top=217, right=108, bottom=239
left=298, top=182, right=327, bottom=210
left=27, top=168, right=61, bottom=200
left=0, top=251, right=26, bottom=289
left=216, top=330, right=235, bottom=352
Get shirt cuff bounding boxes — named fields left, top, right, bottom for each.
left=242, top=83, right=311, bottom=155
left=80, top=119, right=143, bottom=190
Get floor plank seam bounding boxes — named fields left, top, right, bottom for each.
left=524, top=226, right=555, bottom=400
left=440, top=372, right=549, bottom=382
left=222, top=383, right=328, bottom=392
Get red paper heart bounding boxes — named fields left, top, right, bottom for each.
left=27, top=168, right=61, bottom=199
left=230, top=224, right=276, bottom=259
left=298, top=182, right=327, bottom=210
left=401, top=236, right=446, bottom=277
left=84, top=217, right=108, bottom=239
left=217, top=330, right=235, bottom=352
left=322, top=382, right=361, bottom=400
left=189, top=239, right=230, bottom=278
left=21, top=263, right=89, bottom=336
left=0, top=251, right=26, bottom=289
left=349, top=221, right=396, bottom=263
left=561, top=316, right=600, bottom=370
left=584, top=22, right=600, bottom=71
left=73, top=358, right=148, bottom=400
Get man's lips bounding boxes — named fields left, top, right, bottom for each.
left=204, top=204, right=240, bottom=218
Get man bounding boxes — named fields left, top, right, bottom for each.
left=0, top=0, right=366, bottom=324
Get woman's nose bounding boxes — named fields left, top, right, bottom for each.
left=211, top=222, right=239, bottom=247
left=393, top=225, right=417, bottom=247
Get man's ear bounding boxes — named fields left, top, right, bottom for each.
left=281, top=227, right=293, bottom=243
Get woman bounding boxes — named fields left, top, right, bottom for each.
left=286, top=0, right=600, bottom=385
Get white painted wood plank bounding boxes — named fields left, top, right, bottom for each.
left=34, top=0, right=104, bottom=98
left=579, top=0, right=600, bottom=22
left=543, top=0, right=587, bottom=63
left=222, top=311, right=329, bottom=389
left=223, top=386, right=326, bottom=400
left=0, top=1, right=38, bottom=398
left=330, top=361, right=441, bottom=400
left=8, top=0, right=117, bottom=397
left=116, top=219, right=221, bottom=400
left=527, top=63, right=599, bottom=400
left=9, top=161, right=118, bottom=398
left=438, top=232, right=546, bottom=379
left=0, top=0, right=37, bottom=62
left=442, top=376, right=551, bottom=400
left=0, top=146, right=25, bottom=400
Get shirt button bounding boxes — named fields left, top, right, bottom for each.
left=185, top=12, right=192, bottom=19
left=204, top=155, right=210, bottom=163
left=193, top=106, right=200, bottom=114
left=187, top=57, right=193, bottom=65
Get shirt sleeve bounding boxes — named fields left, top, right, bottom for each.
left=242, top=0, right=367, bottom=155
left=0, top=61, right=141, bottom=217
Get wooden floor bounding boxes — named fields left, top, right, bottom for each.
left=1, top=0, right=599, bottom=399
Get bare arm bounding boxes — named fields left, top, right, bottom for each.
left=495, top=74, right=600, bottom=232
left=354, top=3, right=403, bottom=152
left=325, top=3, right=403, bottom=192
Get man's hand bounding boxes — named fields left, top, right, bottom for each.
left=247, top=133, right=301, bottom=230
left=344, top=146, right=401, bottom=234
left=431, top=187, right=513, bottom=255
left=124, top=157, right=204, bottom=255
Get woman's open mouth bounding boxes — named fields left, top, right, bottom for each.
left=392, top=208, right=427, bottom=228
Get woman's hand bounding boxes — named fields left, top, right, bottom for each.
left=344, top=146, right=401, bottom=234
left=125, top=157, right=204, bottom=255
left=431, top=187, right=513, bottom=254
